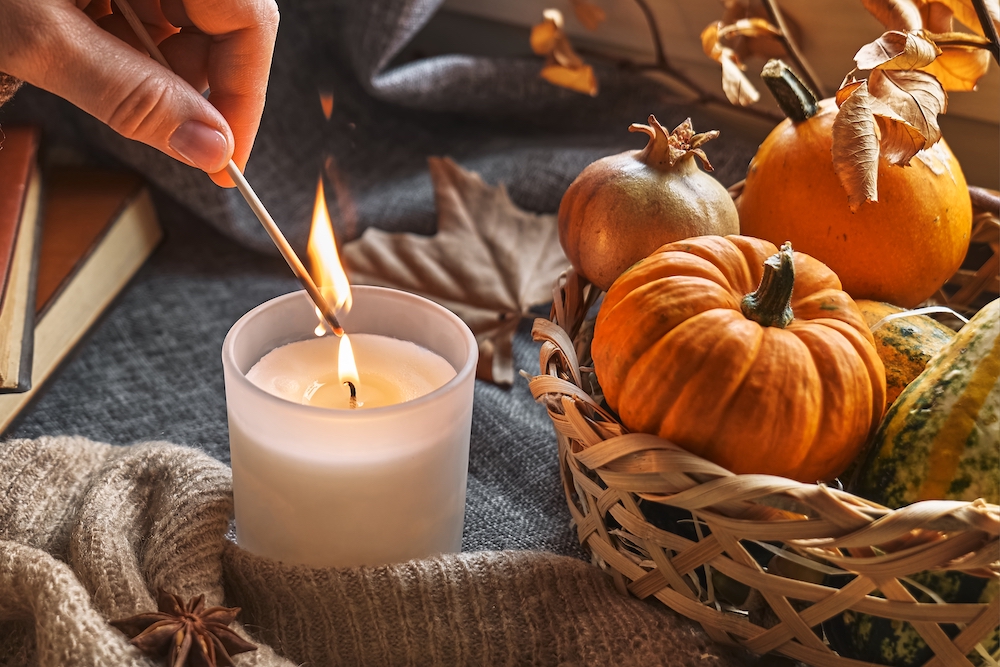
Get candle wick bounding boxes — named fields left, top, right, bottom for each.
left=344, top=380, right=357, bottom=409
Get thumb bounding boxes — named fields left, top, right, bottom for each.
left=18, top=5, right=234, bottom=173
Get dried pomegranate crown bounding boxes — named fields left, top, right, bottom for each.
left=630, top=115, right=719, bottom=171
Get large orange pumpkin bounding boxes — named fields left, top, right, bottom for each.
left=738, top=66, right=972, bottom=308
left=592, top=235, right=887, bottom=482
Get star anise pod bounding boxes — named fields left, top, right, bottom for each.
left=110, top=589, right=257, bottom=667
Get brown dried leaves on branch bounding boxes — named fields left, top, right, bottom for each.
left=342, top=158, right=570, bottom=387
left=832, top=0, right=994, bottom=208
left=701, top=14, right=785, bottom=107
left=531, top=9, right=598, bottom=96
left=110, top=590, right=256, bottom=667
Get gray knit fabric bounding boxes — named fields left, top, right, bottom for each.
left=0, top=436, right=750, bottom=666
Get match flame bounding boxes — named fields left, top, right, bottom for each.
left=307, top=176, right=352, bottom=336
left=338, top=333, right=359, bottom=386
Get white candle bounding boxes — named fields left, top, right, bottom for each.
left=223, top=288, right=478, bottom=569
left=246, top=334, right=456, bottom=410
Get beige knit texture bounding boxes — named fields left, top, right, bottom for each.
left=0, top=436, right=750, bottom=666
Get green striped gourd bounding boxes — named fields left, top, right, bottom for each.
left=826, top=298, right=999, bottom=666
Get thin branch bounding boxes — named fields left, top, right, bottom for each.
left=632, top=0, right=667, bottom=69
left=931, top=36, right=996, bottom=49
left=620, top=0, right=781, bottom=122
left=573, top=45, right=785, bottom=124
left=760, top=0, right=826, bottom=98
left=971, top=0, right=1000, bottom=63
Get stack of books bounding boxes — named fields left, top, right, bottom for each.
left=0, top=126, right=163, bottom=432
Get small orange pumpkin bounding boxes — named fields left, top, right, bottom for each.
left=592, top=235, right=887, bottom=483
left=738, top=63, right=972, bottom=308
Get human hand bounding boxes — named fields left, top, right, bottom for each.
left=0, top=0, right=279, bottom=186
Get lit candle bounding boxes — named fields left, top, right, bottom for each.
left=221, top=179, right=477, bottom=568
left=223, top=289, right=477, bottom=568
left=246, top=333, right=456, bottom=410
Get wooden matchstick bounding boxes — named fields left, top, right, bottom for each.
left=111, top=0, right=345, bottom=336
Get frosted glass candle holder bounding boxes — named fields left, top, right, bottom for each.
left=222, top=288, right=478, bottom=568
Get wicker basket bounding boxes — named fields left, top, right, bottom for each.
left=528, top=187, right=1000, bottom=667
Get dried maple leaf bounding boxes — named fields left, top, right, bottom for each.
left=570, top=0, right=606, bottom=31
left=531, top=9, right=598, bottom=96
left=341, top=157, right=570, bottom=386
left=110, top=589, right=256, bottom=667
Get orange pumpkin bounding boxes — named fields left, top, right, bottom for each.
left=592, top=235, right=887, bottom=483
left=738, top=67, right=971, bottom=309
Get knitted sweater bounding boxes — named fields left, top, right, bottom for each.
left=0, top=436, right=749, bottom=666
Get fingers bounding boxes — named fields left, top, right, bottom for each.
left=158, top=30, right=210, bottom=94
left=181, top=0, right=279, bottom=186
left=6, top=3, right=235, bottom=173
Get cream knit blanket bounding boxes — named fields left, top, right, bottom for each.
left=0, top=436, right=749, bottom=666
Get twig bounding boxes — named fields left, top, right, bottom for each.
left=614, top=0, right=782, bottom=124
left=971, top=0, right=1000, bottom=63
left=573, top=46, right=784, bottom=124
left=631, top=0, right=666, bottom=69
left=630, top=0, right=704, bottom=97
left=760, top=0, right=827, bottom=98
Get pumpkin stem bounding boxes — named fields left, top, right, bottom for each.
left=741, top=242, right=795, bottom=328
left=630, top=115, right=720, bottom=172
left=761, top=59, right=819, bottom=123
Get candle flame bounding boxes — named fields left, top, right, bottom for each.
left=338, top=333, right=359, bottom=386
left=307, top=177, right=352, bottom=336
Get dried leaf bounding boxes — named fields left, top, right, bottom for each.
left=701, top=22, right=761, bottom=106
left=718, top=17, right=783, bottom=42
left=720, top=51, right=761, bottom=105
left=540, top=63, right=598, bottom=96
left=701, top=21, right=725, bottom=60
left=342, top=158, right=570, bottom=386
left=873, top=105, right=927, bottom=164
left=868, top=68, right=946, bottom=150
left=832, top=82, right=881, bottom=210
left=718, top=17, right=786, bottom=60
left=836, top=76, right=866, bottom=106
left=855, top=30, right=941, bottom=69
left=530, top=18, right=560, bottom=55
left=531, top=9, right=597, bottom=95
left=570, top=0, right=606, bottom=31
left=921, top=44, right=992, bottom=90
left=922, top=1, right=955, bottom=32
left=862, top=0, right=925, bottom=31
left=930, top=0, right=1000, bottom=36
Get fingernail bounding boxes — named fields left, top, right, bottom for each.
left=169, top=120, right=229, bottom=171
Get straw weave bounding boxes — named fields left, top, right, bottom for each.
left=528, top=186, right=1000, bottom=667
